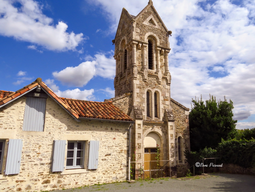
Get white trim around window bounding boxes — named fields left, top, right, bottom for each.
left=66, top=141, right=85, bottom=169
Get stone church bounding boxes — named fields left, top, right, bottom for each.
left=107, top=0, right=190, bottom=178
left=0, top=1, right=190, bottom=191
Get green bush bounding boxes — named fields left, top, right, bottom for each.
left=217, top=139, right=255, bottom=168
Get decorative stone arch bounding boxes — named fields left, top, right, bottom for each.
left=144, top=32, right=160, bottom=46
left=143, top=130, right=163, bottom=173
left=119, top=37, right=128, bottom=73
left=143, top=129, right=163, bottom=154
left=145, top=33, right=159, bottom=71
left=119, top=36, right=127, bottom=50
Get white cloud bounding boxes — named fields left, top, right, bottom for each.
left=45, top=79, right=94, bottom=100
left=100, top=87, right=115, bottom=98
left=13, top=77, right=33, bottom=85
left=0, top=0, right=84, bottom=51
left=17, top=71, right=26, bottom=76
left=236, top=122, right=255, bottom=130
left=27, top=45, right=43, bottom=53
left=52, top=61, right=96, bottom=87
left=53, top=52, right=115, bottom=87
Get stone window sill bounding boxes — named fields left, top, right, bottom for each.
left=61, top=169, right=88, bottom=175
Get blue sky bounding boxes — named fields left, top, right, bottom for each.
left=0, top=0, right=255, bottom=129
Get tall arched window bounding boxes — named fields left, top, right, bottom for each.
left=178, top=137, right=182, bottom=162
left=147, top=91, right=151, bottom=117
left=154, top=92, right=158, bottom=118
left=124, top=49, right=127, bottom=70
left=148, top=40, right=153, bottom=69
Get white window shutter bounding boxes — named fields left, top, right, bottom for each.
left=88, top=141, right=99, bottom=169
left=5, top=139, right=23, bottom=175
left=52, top=140, right=66, bottom=172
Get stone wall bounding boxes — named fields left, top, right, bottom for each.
left=0, top=96, right=130, bottom=192
left=105, top=93, right=133, bottom=118
left=170, top=99, right=190, bottom=151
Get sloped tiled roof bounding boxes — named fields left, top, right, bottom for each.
left=0, top=90, right=14, bottom=99
left=61, top=98, right=132, bottom=121
left=0, top=78, right=133, bottom=122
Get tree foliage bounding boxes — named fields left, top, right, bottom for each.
left=217, top=139, right=255, bottom=168
left=235, top=128, right=255, bottom=140
left=189, top=95, right=237, bottom=151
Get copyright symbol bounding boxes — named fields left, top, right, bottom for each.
left=195, top=162, right=200, bottom=167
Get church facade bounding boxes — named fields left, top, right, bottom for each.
left=106, top=0, right=190, bottom=178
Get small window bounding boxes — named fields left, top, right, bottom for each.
left=66, top=141, right=85, bottom=169
left=147, top=91, right=151, bottom=117
left=124, top=49, right=127, bottom=70
left=178, top=137, right=182, bottom=162
left=148, top=40, right=153, bottom=69
left=0, top=141, right=4, bottom=173
left=154, top=92, right=158, bottom=118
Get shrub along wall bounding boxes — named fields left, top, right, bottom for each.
left=185, top=139, right=255, bottom=175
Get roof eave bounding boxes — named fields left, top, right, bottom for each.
left=40, top=86, right=80, bottom=122
left=0, top=86, right=37, bottom=109
left=79, top=117, right=134, bottom=123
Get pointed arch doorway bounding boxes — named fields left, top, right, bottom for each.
left=144, top=132, right=161, bottom=178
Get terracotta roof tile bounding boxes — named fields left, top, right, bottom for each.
left=61, top=98, right=133, bottom=121
left=0, top=78, right=132, bottom=122
left=0, top=90, right=14, bottom=99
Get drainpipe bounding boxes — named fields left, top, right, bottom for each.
left=128, top=124, right=132, bottom=181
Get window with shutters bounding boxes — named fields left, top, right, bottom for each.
left=23, top=97, right=46, bottom=132
left=148, top=40, right=153, bottom=69
left=0, top=140, right=4, bottom=173
left=66, top=141, right=85, bottom=169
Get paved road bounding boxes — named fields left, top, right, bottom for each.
left=55, top=173, right=255, bottom=192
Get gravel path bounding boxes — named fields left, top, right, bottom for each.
left=54, top=173, right=255, bottom=192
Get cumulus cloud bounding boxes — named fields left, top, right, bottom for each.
left=0, top=0, right=84, bottom=51
left=17, top=71, right=26, bottom=76
left=45, top=79, right=94, bottom=100
left=53, top=52, right=115, bottom=87
left=52, top=61, right=96, bottom=87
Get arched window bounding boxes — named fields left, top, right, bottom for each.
left=124, top=49, right=127, bottom=70
left=178, top=137, right=182, bottom=162
left=148, top=40, right=153, bottom=69
left=147, top=91, right=151, bottom=117
left=154, top=92, right=158, bottom=118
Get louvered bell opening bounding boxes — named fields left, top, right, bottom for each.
left=148, top=40, right=153, bottom=69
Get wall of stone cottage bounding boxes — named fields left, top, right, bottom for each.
left=0, top=96, right=129, bottom=192
left=170, top=100, right=190, bottom=158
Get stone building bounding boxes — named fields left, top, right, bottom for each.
left=0, top=1, right=190, bottom=191
left=106, top=0, right=190, bottom=178
left=0, top=78, right=132, bottom=191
